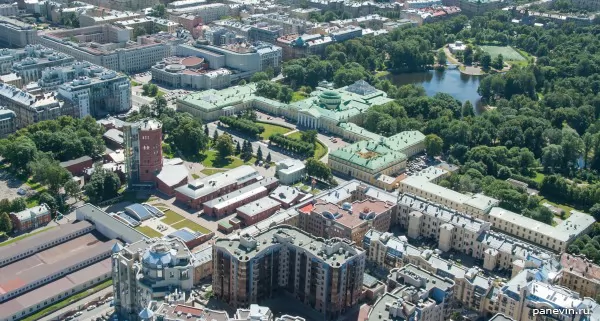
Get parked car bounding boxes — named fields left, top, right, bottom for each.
left=87, top=305, right=97, bottom=311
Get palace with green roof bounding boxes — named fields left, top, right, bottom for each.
left=176, top=79, right=397, bottom=140
left=328, top=131, right=425, bottom=190
left=176, top=79, right=426, bottom=189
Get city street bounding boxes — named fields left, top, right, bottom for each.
left=39, top=287, right=113, bottom=321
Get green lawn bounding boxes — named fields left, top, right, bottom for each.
left=540, top=198, right=575, bottom=217
left=479, top=46, right=525, bottom=61
left=22, top=279, right=113, bottom=321
left=257, top=122, right=292, bottom=140
left=292, top=91, right=308, bottom=102
left=25, top=180, right=45, bottom=193
left=171, top=219, right=211, bottom=234
left=192, top=173, right=200, bottom=179
left=201, top=168, right=228, bottom=175
left=0, top=227, right=54, bottom=247
left=533, top=172, right=545, bottom=184
left=26, top=194, right=40, bottom=208
left=200, top=150, right=245, bottom=169
left=315, top=141, right=327, bottom=160
left=288, top=132, right=302, bottom=140
left=135, top=225, right=163, bottom=238
left=161, top=209, right=186, bottom=225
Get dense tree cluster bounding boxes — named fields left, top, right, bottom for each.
left=269, top=134, right=314, bottom=157
left=84, top=166, right=121, bottom=204
left=568, top=223, right=600, bottom=264
left=219, top=116, right=265, bottom=136
left=306, top=158, right=333, bottom=182
left=130, top=97, right=209, bottom=157
left=254, top=81, right=293, bottom=103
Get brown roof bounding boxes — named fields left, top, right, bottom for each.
left=0, top=221, right=93, bottom=262
left=561, top=253, right=600, bottom=280
left=0, top=233, right=111, bottom=295
left=311, top=199, right=391, bottom=229
left=0, top=258, right=111, bottom=318
left=181, top=56, right=204, bottom=67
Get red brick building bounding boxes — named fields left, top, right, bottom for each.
left=202, top=177, right=278, bottom=217
left=298, top=198, right=393, bottom=245
left=9, top=204, right=52, bottom=232
left=137, top=120, right=163, bottom=183
left=174, top=165, right=262, bottom=210
left=60, top=156, right=93, bottom=176
left=236, top=196, right=281, bottom=226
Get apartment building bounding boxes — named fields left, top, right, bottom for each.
left=76, top=0, right=158, bottom=11
left=363, top=230, right=494, bottom=312
left=5, top=45, right=75, bottom=84
left=112, top=238, right=196, bottom=321
left=169, top=3, right=229, bottom=24
left=0, top=108, right=16, bottom=137
left=486, top=207, right=594, bottom=253
left=397, top=194, right=558, bottom=272
left=213, top=226, right=366, bottom=320
left=297, top=179, right=397, bottom=244
left=37, top=25, right=172, bottom=73
left=366, top=264, right=454, bottom=321
left=558, top=253, right=600, bottom=300
left=78, top=8, right=144, bottom=27
left=400, top=166, right=499, bottom=217
left=0, top=16, right=37, bottom=48
left=0, top=83, right=65, bottom=129
left=55, top=62, right=131, bottom=118
left=495, top=269, right=600, bottom=320
left=458, top=0, right=504, bottom=15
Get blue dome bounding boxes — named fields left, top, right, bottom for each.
left=111, top=242, right=123, bottom=253
left=139, top=307, right=154, bottom=319
left=142, top=242, right=176, bottom=267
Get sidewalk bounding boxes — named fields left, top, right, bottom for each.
left=38, top=287, right=113, bottom=321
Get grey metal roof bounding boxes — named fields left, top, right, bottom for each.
left=59, top=155, right=92, bottom=168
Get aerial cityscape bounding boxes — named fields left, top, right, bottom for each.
left=0, top=0, right=599, bottom=320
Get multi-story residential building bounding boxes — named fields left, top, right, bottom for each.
left=78, top=8, right=144, bottom=27
left=401, top=166, right=595, bottom=252
left=495, top=269, right=600, bottom=321
left=276, top=33, right=333, bottom=60
left=114, top=17, right=179, bottom=36
left=0, top=3, right=18, bottom=16
left=0, top=83, right=65, bottom=129
left=213, top=225, right=366, bottom=320
left=9, top=204, right=51, bottom=232
left=0, top=108, right=16, bottom=137
left=457, top=0, right=504, bottom=15
left=169, top=3, right=229, bottom=24
left=0, top=16, right=37, bottom=48
left=485, top=207, right=594, bottom=253
left=6, top=45, right=75, bottom=84
left=112, top=238, right=196, bottom=321
left=363, top=230, right=494, bottom=312
left=558, top=253, right=600, bottom=300
left=400, top=166, right=499, bottom=217
left=37, top=25, right=172, bottom=73
left=123, top=119, right=163, bottom=185
left=297, top=179, right=396, bottom=244
left=55, top=62, right=131, bottom=118
left=76, top=0, right=159, bottom=11
left=366, top=263, right=454, bottom=321
left=203, top=26, right=240, bottom=46
left=385, top=264, right=455, bottom=321
left=396, top=193, right=558, bottom=272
